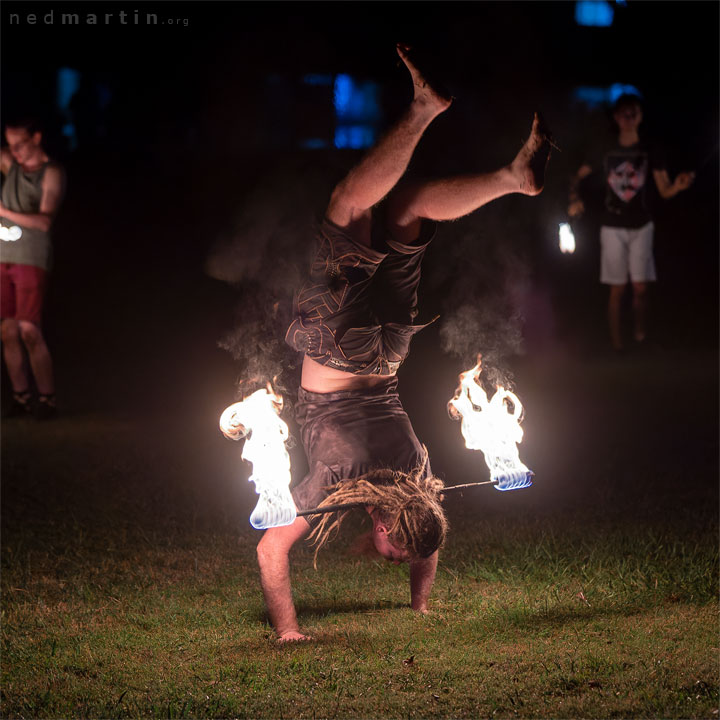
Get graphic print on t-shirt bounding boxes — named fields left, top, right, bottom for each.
left=604, top=149, right=648, bottom=215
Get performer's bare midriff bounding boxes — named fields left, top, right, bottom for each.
left=300, top=355, right=394, bottom=392
left=259, top=45, right=552, bottom=642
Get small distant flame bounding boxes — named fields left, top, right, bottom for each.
left=0, top=225, right=22, bottom=242
left=448, top=357, right=533, bottom=491
left=219, top=384, right=297, bottom=529
left=558, top=222, right=576, bottom=254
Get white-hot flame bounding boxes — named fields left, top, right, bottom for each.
left=219, top=385, right=296, bottom=529
left=449, top=362, right=533, bottom=491
left=558, top=222, right=575, bottom=254
left=0, top=225, right=23, bottom=242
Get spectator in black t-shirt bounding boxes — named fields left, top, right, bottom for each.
left=568, top=94, right=694, bottom=351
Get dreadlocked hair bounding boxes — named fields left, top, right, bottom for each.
left=307, top=454, right=448, bottom=567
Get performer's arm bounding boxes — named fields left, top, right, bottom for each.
left=0, top=164, right=64, bottom=231
left=409, top=550, right=438, bottom=613
left=653, top=168, right=695, bottom=199
left=256, top=516, right=312, bottom=641
left=568, top=163, right=592, bottom=218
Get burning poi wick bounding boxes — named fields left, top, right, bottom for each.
left=448, top=356, right=534, bottom=491
left=0, top=225, right=22, bottom=242
left=558, top=222, right=575, bottom=254
left=219, top=385, right=297, bottom=529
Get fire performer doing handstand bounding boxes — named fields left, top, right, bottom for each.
left=256, top=45, right=551, bottom=642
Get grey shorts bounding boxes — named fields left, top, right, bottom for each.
left=290, top=377, right=431, bottom=526
left=600, top=221, right=656, bottom=284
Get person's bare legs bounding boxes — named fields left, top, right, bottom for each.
left=326, top=44, right=452, bottom=239
left=631, top=281, right=648, bottom=342
left=608, top=284, right=626, bottom=351
left=1, top=319, right=30, bottom=393
left=18, top=321, right=54, bottom=395
left=386, top=113, right=552, bottom=243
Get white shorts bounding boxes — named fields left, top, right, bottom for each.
left=600, top=221, right=656, bottom=285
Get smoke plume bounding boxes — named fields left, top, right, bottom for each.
left=427, top=200, right=537, bottom=389
left=205, top=154, right=343, bottom=398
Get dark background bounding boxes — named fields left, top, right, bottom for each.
left=1, top=1, right=718, bottom=527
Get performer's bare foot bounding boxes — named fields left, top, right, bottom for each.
left=510, top=112, right=552, bottom=196
left=396, top=44, right=453, bottom=118
left=277, top=631, right=314, bottom=644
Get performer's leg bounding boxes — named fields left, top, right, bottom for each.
left=386, top=113, right=551, bottom=244
left=289, top=43, right=452, bottom=373
left=326, top=45, right=452, bottom=237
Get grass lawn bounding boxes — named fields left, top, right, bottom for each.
left=2, top=507, right=717, bottom=718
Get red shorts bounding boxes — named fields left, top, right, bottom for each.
left=0, top=263, right=48, bottom=326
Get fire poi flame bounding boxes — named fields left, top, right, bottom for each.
left=219, top=385, right=297, bottom=529
left=558, top=222, right=576, bottom=254
left=448, top=358, right=533, bottom=491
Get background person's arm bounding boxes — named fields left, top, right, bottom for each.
left=653, top=168, right=695, bottom=199
left=568, top=163, right=593, bottom=217
left=0, top=164, right=65, bottom=231
left=409, top=550, right=438, bottom=613
left=256, top=516, right=312, bottom=641
left=0, top=148, right=12, bottom=175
